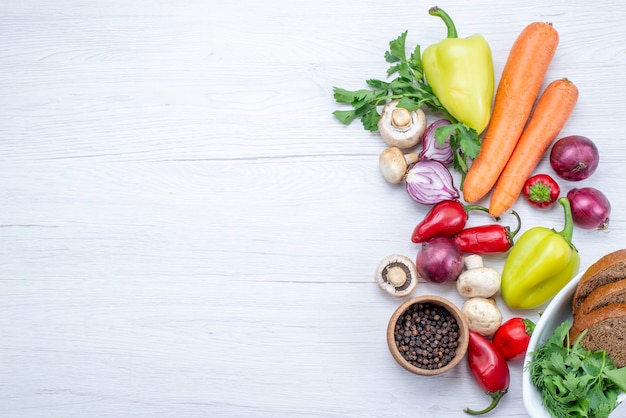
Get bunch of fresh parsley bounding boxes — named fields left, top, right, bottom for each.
left=332, top=31, right=481, bottom=185
left=526, top=320, right=626, bottom=418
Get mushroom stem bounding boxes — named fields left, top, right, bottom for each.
left=375, top=254, right=418, bottom=297
left=464, top=254, right=484, bottom=270
left=404, top=153, right=419, bottom=167
left=391, top=108, right=412, bottom=129
left=387, top=266, right=407, bottom=286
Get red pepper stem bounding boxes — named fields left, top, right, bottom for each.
left=556, top=197, right=575, bottom=245
left=463, top=390, right=507, bottom=415
left=463, top=204, right=491, bottom=216
left=523, top=318, right=536, bottom=336
left=429, top=7, right=458, bottom=39
left=508, top=209, right=521, bottom=238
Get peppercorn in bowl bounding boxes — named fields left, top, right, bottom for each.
left=387, top=295, right=469, bottom=376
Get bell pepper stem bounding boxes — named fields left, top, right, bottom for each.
left=556, top=197, right=575, bottom=244
left=429, top=6, right=458, bottom=39
left=463, top=390, right=507, bottom=415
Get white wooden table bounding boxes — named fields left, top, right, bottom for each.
left=2, top=1, right=626, bottom=416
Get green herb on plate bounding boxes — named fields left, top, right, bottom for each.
left=526, top=320, right=626, bottom=418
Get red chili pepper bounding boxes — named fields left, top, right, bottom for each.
left=452, top=210, right=521, bottom=254
left=464, top=331, right=510, bottom=415
left=523, top=173, right=560, bottom=208
left=492, top=317, right=536, bottom=361
left=411, top=200, right=490, bottom=243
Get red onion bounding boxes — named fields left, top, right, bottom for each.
left=549, top=135, right=599, bottom=181
left=567, top=187, right=611, bottom=230
left=405, top=159, right=459, bottom=205
left=419, top=119, right=454, bottom=164
left=415, top=237, right=464, bottom=283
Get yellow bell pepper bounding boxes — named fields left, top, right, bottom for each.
left=422, top=7, right=494, bottom=134
left=501, top=197, right=580, bottom=309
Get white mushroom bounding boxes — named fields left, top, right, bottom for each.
left=379, top=147, right=419, bottom=184
left=378, top=99, right=427, bottom=149
left=461, top=297, right=502, bottom=337
left=456, top=254, right=502, bottom=298
left=375, top=254, right=418, bottom=297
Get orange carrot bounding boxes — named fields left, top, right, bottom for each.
left=462, top=22, right=559, bottom=203
left=488, top=78, right=579, bottom=217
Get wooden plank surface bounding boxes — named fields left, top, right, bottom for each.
left=1, top=0, right=626, bottom=416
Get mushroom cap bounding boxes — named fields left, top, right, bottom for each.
left=378, top=147, right=419, bottom=184
left=375, top=254, right=419, bottom=297
left=456, top=266, right=501, bottom=299
left=377, top=100, right=427, bottom=149
left=461, top=297, right=503, bottom=337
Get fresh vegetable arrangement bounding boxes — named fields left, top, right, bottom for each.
left=336, top=4, right=618, bottom=416
left=333, top=7, right=487, bottom=184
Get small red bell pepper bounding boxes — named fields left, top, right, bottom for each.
left=492, top=317, right=535, bottom=361
left=464, top=331, right=510, bottom=415
left=411, top=200, right=490, bottom=243
left=452, top=210, right=521, bottom=254
left=523, top=173, right=560, bottom=208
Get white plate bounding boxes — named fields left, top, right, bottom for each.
left=522, top=271, right=626, bottom=417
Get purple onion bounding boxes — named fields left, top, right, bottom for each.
left=567, top=187, right=611, bottom=230
left=419, top=119, right=454, bottom=164
left=415, top=237, right=464, bottom=283
left=550, top=135, right=599, bottom=181
left=405, top=159, right=459, bottom=205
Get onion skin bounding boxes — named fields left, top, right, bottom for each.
left=415, top=237, right=464, bottom=283
left=567, top=187, right=611, bottom=230
left=405, top=159, right=460, bottom=205
left=549, top=135, right=599, bottom=181
left=419, top=119, right=454, bottom=164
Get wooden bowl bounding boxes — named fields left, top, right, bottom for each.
left=386, top=295, right=469, bottom=376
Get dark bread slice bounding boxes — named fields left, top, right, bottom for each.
left=574, top=279, right=626, bottom=319
left=571, top=249, right=626, bottom=313
left=569, top=304, right=626, bottom=368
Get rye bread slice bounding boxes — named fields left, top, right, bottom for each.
left=574, top=279, right=626, bottom=319
left=571, top=249, right=626, bottom=314
left=569, top=304, right=626, bottom=368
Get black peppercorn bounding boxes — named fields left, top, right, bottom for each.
left=393, top=302, right=460, bottom=370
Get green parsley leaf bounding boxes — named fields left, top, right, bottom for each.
left=332, top=87, right=356, bottom=104
left=432, top=123, right=481, bottom=187
left=387, top=31, right=407, bottom=64
left=409, top=44, right=423, bottom=77
left=605, top=366, right=626, bottom=393
left=332, top=109, right=356, bottom=125
left=396, top=96, right=421, bottom=112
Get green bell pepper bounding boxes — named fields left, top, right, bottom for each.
left=501, top=197, right=580, bottom=309
left=422, top=7, right=494, bottom=134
